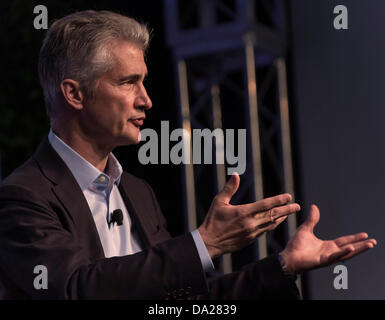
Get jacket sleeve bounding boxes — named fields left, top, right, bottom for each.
left=194, top=254, right=300, bottom=300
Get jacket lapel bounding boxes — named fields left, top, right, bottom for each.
left=118, top=174, right=159, bottom=248
left=34, top=137, right=104, bottom=259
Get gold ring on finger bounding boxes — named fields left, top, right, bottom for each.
left=269, top=209, right=274, bottom=223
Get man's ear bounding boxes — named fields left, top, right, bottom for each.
left=60, top=79, right=84, bottom=110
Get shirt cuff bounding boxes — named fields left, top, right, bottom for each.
left=191, top=229, right=215, bottom=273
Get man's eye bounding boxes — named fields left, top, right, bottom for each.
left=122, top=80, right=135, bottom=85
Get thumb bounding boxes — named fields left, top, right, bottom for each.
left=216, top=173, right=240, bottom=204
left=302, top=204, right=320, bottom=232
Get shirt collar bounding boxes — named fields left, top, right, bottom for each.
left=48, top=129, right=123, bottom=191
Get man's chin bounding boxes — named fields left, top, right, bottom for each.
left=117, top=133, right=141, bottom=147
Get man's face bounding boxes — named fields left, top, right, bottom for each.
left=80, top=41, right=152, bottom=149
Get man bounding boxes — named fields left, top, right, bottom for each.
left=0, top=10, right=376, bottom=299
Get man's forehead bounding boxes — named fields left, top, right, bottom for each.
left=108, top=41, right=147, bottom=75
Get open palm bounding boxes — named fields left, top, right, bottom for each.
left=281, top=205, right=377, bottom=274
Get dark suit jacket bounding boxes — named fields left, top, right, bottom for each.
left=0, top=137, right=299, bottom=300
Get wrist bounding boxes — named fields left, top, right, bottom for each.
left=278, top=252, right=297, bottom=280
left=197, top=226, right=221, bottom=259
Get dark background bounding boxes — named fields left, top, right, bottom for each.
left=289, top=0, right=385, bottom=299
left=1, top=0, right=384, bottom=299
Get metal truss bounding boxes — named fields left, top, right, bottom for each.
left=163, top=0, right=300, bottom=292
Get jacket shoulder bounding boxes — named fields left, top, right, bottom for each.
left=0, top=157, right=47, bottom=194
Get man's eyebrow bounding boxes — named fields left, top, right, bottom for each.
left=117, top=73, right=148, bottom=83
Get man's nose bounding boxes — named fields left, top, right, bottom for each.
left=136, top=85, right=152, bottom=110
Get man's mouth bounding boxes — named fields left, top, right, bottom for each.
left=130, top=117, right=145, bottom=127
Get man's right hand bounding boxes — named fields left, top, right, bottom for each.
left=198, top=173, right=301, bottom=259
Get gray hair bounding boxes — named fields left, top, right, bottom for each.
left=38, top=10, right=150, bottom=118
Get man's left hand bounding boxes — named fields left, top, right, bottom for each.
left=280, top=204, right=377, bottom=275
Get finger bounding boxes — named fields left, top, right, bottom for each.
left=301, top=204, right=320, bottom=232
left=265, top=215, right=287, bottom=231
left=334, top=232, right=368, bottom=247
left=216, top=173, right=240, bottom=204
left=250, top=215, right=287, bottom=235
left=338, top=240, right=376, bottom=261
left=239, top=193, right=293, bottom=214
left=258, top=203, right=301, bottom=222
